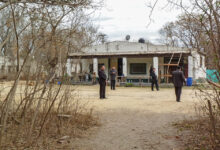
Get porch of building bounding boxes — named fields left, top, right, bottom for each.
left=67, top=52, right=193, bottom=85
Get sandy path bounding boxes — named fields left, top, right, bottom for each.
left=72, top=86, right=198, bottom=150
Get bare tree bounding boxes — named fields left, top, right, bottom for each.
left=0, top=0, right=102, bottom=149
left=148, top=0, right=220, bottom=148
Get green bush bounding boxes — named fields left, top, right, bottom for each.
left=125, top=83, right=133, bottom=87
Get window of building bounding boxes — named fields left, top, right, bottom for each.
left=130, top=63, right=147, bottom=75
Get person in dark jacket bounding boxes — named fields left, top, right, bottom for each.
left=149, top=66, right=153, bottom=77
left=151, top=68, right=159, bottom=91
left=110, top=67, right=117, bottom=90
left=172, top=66, right=186, bottom=102
left=98, top=65, right=107, bottom=99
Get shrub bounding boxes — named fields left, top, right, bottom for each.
left=125, top=83, right=133, bottom=87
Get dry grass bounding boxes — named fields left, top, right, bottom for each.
left=1, top=108, right=99, bottom=150
left=0, top=82, right=100, bottom=150
left=173, top=118, right=220, bottom=150
left=172, top=83, right=220, bottom=150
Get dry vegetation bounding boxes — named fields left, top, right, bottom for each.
left=0, top=0, right=102, bottom=149
left=174, top=118, right=220, bottom=150
left=0, top=82, right=99, bottom=149
left=172, top=84, right=220, bottom=149
left=0, top=83, right=99, bottom=149
left=148, top=0, right=220, bottom=149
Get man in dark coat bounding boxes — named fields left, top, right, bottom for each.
left=110, top=67, right=117, bottom=90
left=149, top=66, right=153, bottom=77
left=98, top=65, right=107, bottom=99
left=151, top=68, right=159, bottom=91
left=172, top=66, right=186, bottom=102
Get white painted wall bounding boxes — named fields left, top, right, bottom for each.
left=127, top=58, right=152, bottom=78
left=92, top=58, right=98, bottom=77
left=123, top=57, right=127, bottom=77
left=67, top=41, right=207, bottom=81
left=68, top=41, right=206, bottom=80
left=66, top=59, right=84, bottom=75
left=153, top=57, right=159, bottom=76
left=83, top=41, right=189, bottom=53
left=191, top=52, right=206, bottom=79
left=0, top=56, right=18, bottom=75
left=73, top=57, right=165, bottom=80
left=66, top=59, right=72, bottom=76
left=188, top=56, right=193, bottom=78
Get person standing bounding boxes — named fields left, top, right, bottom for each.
left=110, top=67, right=117, bottom=90
left=149, top=66, right=153, bottom=77
left=172, top=66, right=186, bottom=102
left=149, top=65, right=153, bottom=84
left=151, top=68, right=159, bottom=91
left=98, top=65, right=107, bottom=99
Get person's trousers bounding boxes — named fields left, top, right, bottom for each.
left=175, top=86, right=182, bottom=102
left=111, top=80, right=116, bottom=90
left=151, top=80, right=159, bottom=91
left=99, top=82, right=106, bottom=99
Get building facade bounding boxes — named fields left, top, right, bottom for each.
left=67, top=41, right=206, bottom=83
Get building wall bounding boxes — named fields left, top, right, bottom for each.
left=81, top=59, right=92, bottom=73
left=124, top=57, right=164, bottom=79
left=0, top=56, right=19, bottom=79
left=67, top=57, right=165, bottom=80
left=127, top=58, right=152, bottom=78
left=0, top=56, right=37, bottom=80
left=192, top=52, right=206, bottom=79
left=67, top=58, right=110, bottom=77
left=84, top=41, right=189, bottom=53
left=67, top=41, right=207, bottom=82
left=67, top=53, right=206, bottom=82
left=66, top=59, right=82, bottom=76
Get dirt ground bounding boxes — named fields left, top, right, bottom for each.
left=71, top=85, right=198, bottom=150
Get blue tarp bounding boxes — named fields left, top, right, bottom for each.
left=206, top=70, right=219, bottom=83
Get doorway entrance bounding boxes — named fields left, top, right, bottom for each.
left=118, top=58, right=123, bottom=77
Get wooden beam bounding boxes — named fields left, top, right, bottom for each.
left=160, top=75, right=172, bottom=77
left=159, top=64, right=179, bottom=66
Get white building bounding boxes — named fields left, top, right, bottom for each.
left=67, top=41, right=206, bottom=83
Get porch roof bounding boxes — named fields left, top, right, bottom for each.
left=68, top=51, right=192, bottom=59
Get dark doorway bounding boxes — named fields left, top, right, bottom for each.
left=89, top=64, right=93, bottom=74
left=118, top=58, right=123, bottom=76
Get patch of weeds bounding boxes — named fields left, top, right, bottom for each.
left=173, top=119, right=220, bottom=150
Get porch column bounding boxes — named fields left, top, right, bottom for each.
left=93, top=58, right=98, bottom=77
left=153, top=57, right=159, bottom=76
left=123, top=57, right=127, bottom=77
left=66, top=58, right=72, bottom=76
left=188, top=56, right=193, bottom=78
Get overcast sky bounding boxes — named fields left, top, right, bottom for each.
left=93, top=0, right=183, bottom=44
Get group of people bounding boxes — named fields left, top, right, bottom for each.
left=98, top=65, right=186, bottom=102
left=98, top=66, right=117, bottom=99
